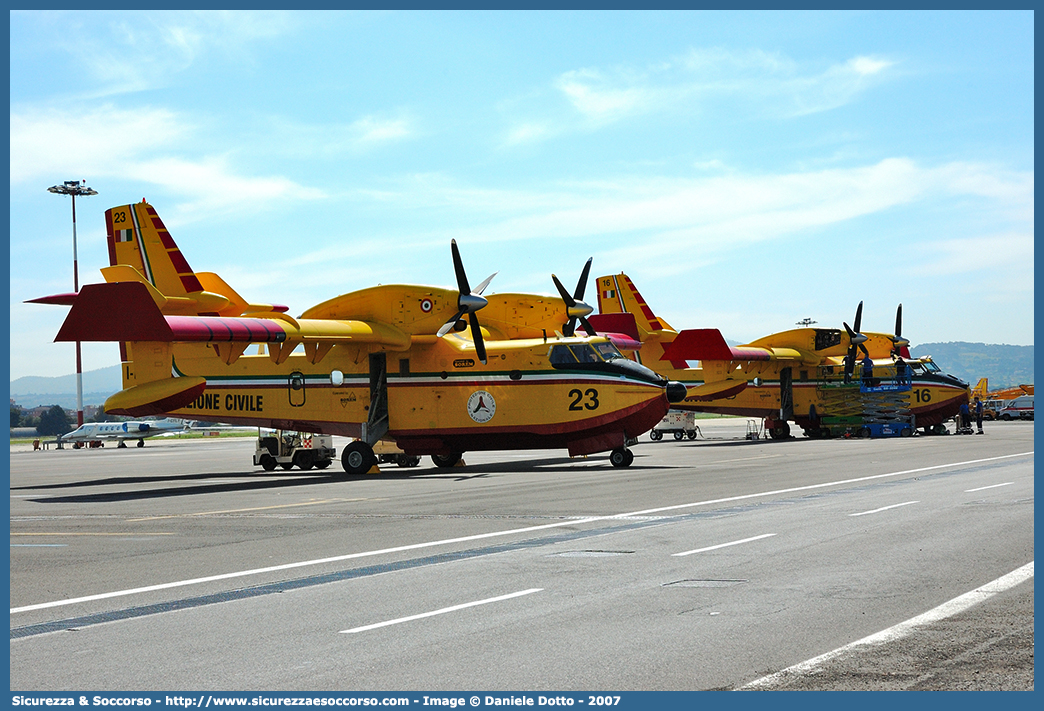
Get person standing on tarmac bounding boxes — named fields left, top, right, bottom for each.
left=974, top=397, right=984, bottom=434
left=959, top=401, right=972, bottom=432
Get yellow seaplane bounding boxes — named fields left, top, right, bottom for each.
left=591, top=273, right=970, bottom=439
left=31, top=201, right=686, bottom=474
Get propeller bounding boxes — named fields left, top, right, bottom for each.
left=890, top=303, right=910, bottom=356
left=436, top=239, right=497, bottom=364
left=842, top=301, right=869, bottom=382
left=551, top=257, right=596, bottom=337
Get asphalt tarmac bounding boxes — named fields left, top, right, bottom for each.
left=8, top=419, right=1034, bottom=691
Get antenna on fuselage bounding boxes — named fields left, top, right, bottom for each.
left=796, top=318, right=817, bottom=327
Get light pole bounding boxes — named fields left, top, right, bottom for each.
left=48, top=180, right=98, bottom=427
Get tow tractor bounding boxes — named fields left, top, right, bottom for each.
left=649, top=410, right=700, bottom=441
left=254, top=430, right=336, bottom=471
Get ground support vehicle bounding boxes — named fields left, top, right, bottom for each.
left=860, top=421, right=914, bottom=438
left=982, top=400, right=1005, bottom=420
left=808, top=382, right=916, bottom=438
left=998, top=395, right=1034, bottom=420
left=649, top=410, right=699, bottom=441
left=254, top=431, right=336, bottom=471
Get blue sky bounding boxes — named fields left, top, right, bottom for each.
left=9, top=10, right=1034, bottom=381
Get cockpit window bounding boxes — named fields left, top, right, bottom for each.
left=549, top=343, right=616, bottom=365
left=549, top=344, right=578, bottom=365
left=922, top=359, right=941, bottom=373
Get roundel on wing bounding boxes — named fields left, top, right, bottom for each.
left=467, top=390, right=496, bottom=423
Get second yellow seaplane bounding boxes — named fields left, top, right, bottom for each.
left=32, top=201, right=686, bottom=474
left=592, top=273, right=969, bottom=439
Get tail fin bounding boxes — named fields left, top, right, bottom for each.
left=595, top=274, right=676, bottom=336
left=971, top=377, right=988, bottom=401
left=105, top=201, right=204, bottom=299
left=103, top=201, right=286, bottom=317
left=595, top=273, right=686, bottom=368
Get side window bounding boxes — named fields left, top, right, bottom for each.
left=549, top=345, right=577, bottom=365
left=569, top=345, right=598, bottom=363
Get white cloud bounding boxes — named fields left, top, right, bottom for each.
left=555, top=68, right=662, bottom=125
left=10, top=104, right=325, bottom=218
left=49, top=10, right=299, bottom=97
left=506, top=48, right=899, bottom=143
left=10, top=105, right=189, bottom=184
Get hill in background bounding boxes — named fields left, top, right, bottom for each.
left=9, top=364, right=121, bottom=409
left=8, top=342, right=1034, bottom=408
left=910, top=342, right=1034, bottom=389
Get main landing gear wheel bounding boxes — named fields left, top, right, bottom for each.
left=137, top=439, right=145, bottom=448
left=431, top=453, right=462, bottom=468
left=342, top=441, right=377, bottom=475
left=609, top=448, right=634, bottom=468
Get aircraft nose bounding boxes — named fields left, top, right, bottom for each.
left=666, top=381, right=687, bottom=403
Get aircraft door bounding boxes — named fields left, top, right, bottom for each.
left=779, top=367, right=794, bottom=422
left=364, top=353, right=389, bottom=445
left=289, top=370, right=306, bottom=407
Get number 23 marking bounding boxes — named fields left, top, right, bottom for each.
left=569, top=388, right=599, bottom=411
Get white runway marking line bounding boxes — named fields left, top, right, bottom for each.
left=340, top=588, right=542, bottom=634
left=11, top=450, right=1032, bottom=615
left=739, top=561, right=1034, bottom=690
left=849, top=501, right=919, bottom=517
left=673, top=533, right=777, bottom=557
left=965, top=482, right=1013, bottom=493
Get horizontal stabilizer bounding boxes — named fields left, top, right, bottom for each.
left=586, top=313, right=642, bottom=351
left=55, top=282, right=288, bottom=344
left=586, top=313, right=640, bottom=342
left=105, top=377, right=207, bottom=417
left=25, top=292, right=79, bottom=306
left=661, top=329, right=772, bottom=362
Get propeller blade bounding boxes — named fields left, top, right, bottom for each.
left=844, top=322, right=867, bottom=347
left=853, top=301, right=863, bottom=335
left=552, top=273, right=578, bottom=336
left=553, top=259, right=596, bottom=338
left=450, top=240, right=471, bottom=295
left=573, top=258, right=592, bottom=301
left=437, top=307, right=467, bottom=337
left=469, top=312, right=487, bottom=364
left=473, top=272, right=498, bottom=296
left=894, top=303, right=902, bottom=339
left=440, top=240, right=494, bottom=341
left=843, top=347, right=856, bottom=380
left=578, top=316, right=596, bottom=337
left=859, top=343, right=870, bottom=358
left=551, top=274, right=575, bottom=307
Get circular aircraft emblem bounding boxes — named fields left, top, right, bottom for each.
left=467, top=390, right=496, bottom=423
left=420, top=298, right=433, bottom=313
